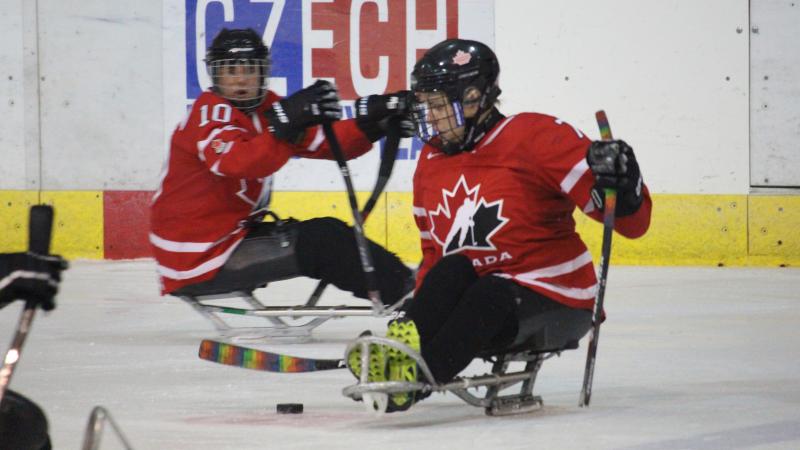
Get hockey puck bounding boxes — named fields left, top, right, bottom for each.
left=276, top=403, right=303, bottom=414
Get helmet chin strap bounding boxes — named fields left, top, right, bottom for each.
left=210, top=85, right=267, bottom=113
left=231, top=87, right=267, bottom=112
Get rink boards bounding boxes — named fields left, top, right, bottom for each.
left=0, top=190, right=798, bottom=267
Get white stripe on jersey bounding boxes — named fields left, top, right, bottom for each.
left=235, top=179, right=257, bottom=206
left=513, top=250, right=594, bottom=280
left=155, top=237, right=243, bottom=280
left=419, top=231, right=432, bottom=240
left=478, top=115, right=517, bottom=149
left=307, top=126, right=325, bottom=152
left=560, top=158, right=590, bottom=194
left=210, top=160, right=223, bottom=176
left=413, top=206, right=427, bottom=217
left=517, top=278, right=597, bottom=301
left=197, top=128, right=223, bottom=161
left=196, top=125, right=246, bottom=159
left=149, top=233, right=217, bottom=252
left=208, top=142, right=236, bottom=176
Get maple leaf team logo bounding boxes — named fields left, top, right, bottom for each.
left=429, top=175, right=509, bottom=255
left=452, top=49, right=472, bottom=66
left=210, top=139, right=226, bottom=154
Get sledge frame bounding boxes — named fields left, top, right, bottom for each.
left=342, top=336, right=574, bottom=416
left=175, top=287, right=399, bottom=340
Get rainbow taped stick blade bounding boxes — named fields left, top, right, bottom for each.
left=595, top=110, right=613, bottom=140
left=198, top=339, right=345, bottom=373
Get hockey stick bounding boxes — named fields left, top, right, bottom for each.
left=579, top=110, right=617, bottom=407
left=0, top=205, right=54, bottom=404
left=198, top=339, right=345, bottom=372
left=305, top=122, right=402, bottom=308
left=322, top=121, right=382, bottom=310
left=361, top=119, right=402, bottom=219
left=193, top=303, right=373, bottom=317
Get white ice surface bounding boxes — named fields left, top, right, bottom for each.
left=2, top=261, right=799, bottom=449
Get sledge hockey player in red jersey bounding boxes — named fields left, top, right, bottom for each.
left=150, top=28, right=414, bottom=304
left=347, top=38, right=652, bottom=412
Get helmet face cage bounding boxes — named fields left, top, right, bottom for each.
left=411, top=90, right=467, bottom=154
left=412, top=73, right=499, bottom=155
left=207, top=58, right=269, bottom=112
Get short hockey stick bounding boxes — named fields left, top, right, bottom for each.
left=579, top=110, right=617, bottom=407
left=305, top=122, right=402, bottom=308
left=322, top=121, right=382, bottom=310
left=0, top=205, right=54, bottom=404
left=198, top=339, right=345, bottom=373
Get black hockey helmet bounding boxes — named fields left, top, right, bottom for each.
left=205, top=28, right=270, bottom=111
left=411, top=39, right=501, bottom=154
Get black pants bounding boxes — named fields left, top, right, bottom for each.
left=404, top=254, right=592, bottom=383
left=178, top=217, right=413, bottom=307
left=0, top=390, right=50, bottom=450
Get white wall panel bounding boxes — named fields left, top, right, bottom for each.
left=496, top=0, right=750, bottom=194
left=0, top=1, right=32, bottom=190
left=750, top=0, right=800, bottom=187
left=3, top=0, right=799, bottom=196
left=37, top=1, right=163, bottom=190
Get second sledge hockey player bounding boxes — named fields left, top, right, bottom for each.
left=151, top=28, right=415, bottom=306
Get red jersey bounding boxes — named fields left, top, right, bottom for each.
left=150, top=90, right=373, bottom=294
left=412, top=113, right=652, bottom=310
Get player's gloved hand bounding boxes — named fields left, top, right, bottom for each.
left=354, top=91, right=416, bottom=142
left=586, top=140, right=644, bottom=217
left=0, top=252, right=68, bottom=311
left=265, top=80, right=342, bottom=142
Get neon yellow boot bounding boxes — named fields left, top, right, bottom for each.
left=347, top=331, right=387, bottom=383
left=385, top=319, right=422, bottom=411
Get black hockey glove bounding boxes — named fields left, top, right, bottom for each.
left=354, top=91, right=416, bottom=142
left=0, top=252, right=68, bottom=311
left=264, top=80, right=342, bottom=143
left=586, top=139, right=644, bottom=217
